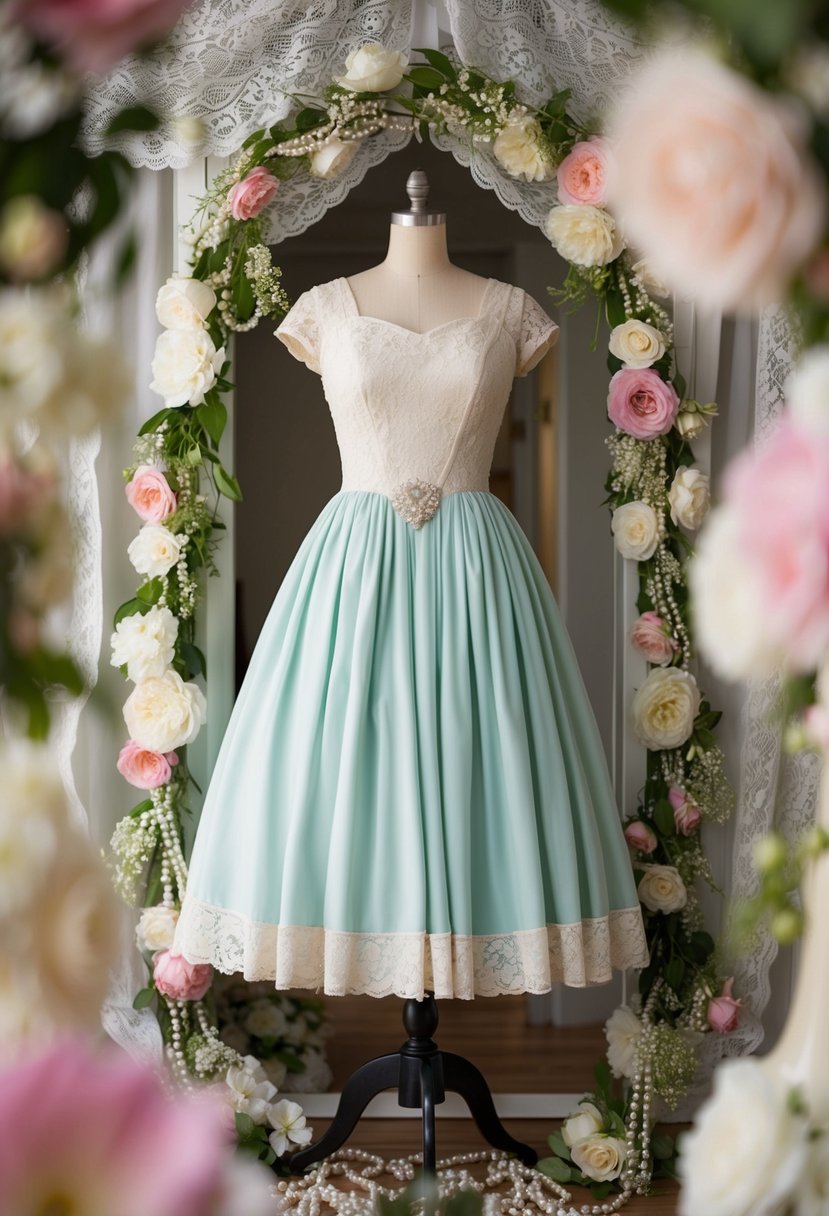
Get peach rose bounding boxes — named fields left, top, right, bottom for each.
left=126, top=465, right=177, bottom=524
left=227, top=166, right=279, bottom=222
left=117, top=740, right=178, bottom=790
left=608, top=368, right=679, bottom=439
left=630, top=612, right=677, bottom=666
left=607, top=47, right=826, bottom=312
left=556, top=137, right=611, bottom=206
left=707, top=978, right=742, bottom=1033
left=668, top=784, right=701, bottom=835
left=624, top=820, right=657, bottom=854
left=153, top=949, right=213, bottom=1001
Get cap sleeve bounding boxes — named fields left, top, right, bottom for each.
left=515, top=291, right=559, bottom=378
left=274, top=287, right=321, bottom=374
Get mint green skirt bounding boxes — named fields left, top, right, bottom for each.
left=175, top=491, right=648, bottom=998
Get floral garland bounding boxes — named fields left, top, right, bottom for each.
left=109, top=42, right=737, bottom=1189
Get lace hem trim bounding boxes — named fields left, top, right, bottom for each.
left=174, top=898, right=649, bottom=999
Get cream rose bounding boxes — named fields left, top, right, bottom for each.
left=631, top=666, right=701, bottom=750
left=127, top=524, right=184, bottom=580
left=605, top=1005, right=643, bottom=1080
left=334, top=43, right=407, bottom=93
left=571, top=1135, right=627, bottom=1183
left=668, top=466, right=710, bottom=530
left=678, top=1059, right=809, bottom=1216
left=611, top=501, right=659, bottom=561
left=637, top=863, right=688, bottom=914
left=787, top=346, right=829, bottom=436
left=150, top=328, right=224, bottom=408
left=155, top=276, right=216, bottom=332
left=631, top=257, right=669, bottom=298
left=675, top=408, right=705, bottom=440
left=309, top=138, right=359, bottom=180
left=608, top=47, right=826, bottom=313
left=544, top=204, right=624, bottom=267
left=244, top=1001, right=288, bottom=1040
left=136, top=903, right=179, bottom=953
left=123, top=670, right=207, bottom=753
left=561, top=1101, right=603, bottom=1149
left=110, top=604, right=178, bottom=683
left=608, top=319, right=666, bottom=369
left=494, top=116, right=555, bottom=184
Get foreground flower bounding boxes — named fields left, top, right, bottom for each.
left=155, top=277, right=217, bottom=333
left=153, top=950, right=213, bottom=1001
left=556, top=137, right=611, bottom=206
left=228, top=166, right=279, bottom=223
left=544, top=203, right=623, bottom=267
left=150, top=328, right=225, bottom=408
left=608, top=319, right=666, bottom=369
left=608, top=367, right=679, bottom=439
left=679, top=1058, right=809, bottom=1216
left=111, top=603, right=178, bottom=682
left=268, top=1099, right=314, bottom=1157
left=707, top=978, right=742, bottom=1033
left=561, top=1100, right=603, bottom=1148
left=571, top=1134, right=627, bottom=1183
left=494, top=115, right=555, bottom=183
left=631, top=666, right=701, bottom=750
left=668, top=465, right=710, bottom=530
left=605, top=1005, right=642, bottom=1079
left=0, top=194, right=67, bottom=281
left=123, top=669, right=207, bottom=752
left=334, top=43, right=407, bottom=93
left=136, top=904, right=179, bottom=953
left=127, top=523, right=184, bottom=579
left=624, top=820, right=658, bottom=854
left=787, top=345, right=829, bottom=437
left=0, top=1042, right=275, bottom=1216
left=630, top=611, right=677, bottom=666
left=637, top=863, right=688, bottom=914
left=309, top=138, right=358, bottom=180
left=126, top=464, right=177, bottom=523
left=611, top=500, right=659, bottom=561
left=608, top=46, right=826, bottom=313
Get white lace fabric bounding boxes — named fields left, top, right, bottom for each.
left=175, top=896, right=648, bottom=998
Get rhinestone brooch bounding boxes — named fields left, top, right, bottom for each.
left=390, top=479, right=442, bottom=529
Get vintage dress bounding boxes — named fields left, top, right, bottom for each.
left=174, top=276, right=649, bottom=999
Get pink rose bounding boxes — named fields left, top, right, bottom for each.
left=630, top=612, right=678, bottom=666
left=153, top=950, right=213, bottom=1001
left=608, top=368, right=680, bottom=439
left=707, top=978, right=742, bottom=1033
left=556, top=137, right=611, bottom=206
left=13, top=0, right=192, bottom=75
left=624, top=820, right=658, bottom=854
left=0, top=456, right=52, bottom=538
left=607, top=47, right=826, bottom=313
left=126, top=465, right=177, bottom=523
left=117, top=740, right=178, bottom=790
left=227, top=166, right=279, bottom=222
left=668, top=784, right=701, bottom=835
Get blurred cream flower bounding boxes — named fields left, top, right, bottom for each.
left=605, top=1004, right=643, bottom=1079
left=0, top=195, right=67, bottom=281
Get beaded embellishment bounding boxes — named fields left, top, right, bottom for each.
left=390, top=479, right=442, bottom=529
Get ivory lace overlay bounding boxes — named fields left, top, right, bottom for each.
left=175, top=897, right=650, bottom=999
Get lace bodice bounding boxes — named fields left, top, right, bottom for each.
left=275, top=277, right=557, bottom=524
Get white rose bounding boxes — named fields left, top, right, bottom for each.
left=123, top=669, right=207, bottom=753
left=544, top=204, right=624, bottom=267
left=608, top=319, right=666, bottom=368
left=561, top=1101, right=603, bottom=1148
left=675, top=409, right=705, bottom=440
left=571, top=1134, right=627, bottom=1183
left=631, top=257, right=670, bottom=298
left=135, top=904, right=179, bottom=953
left=678, top=1059, right=809, bottom=1216
left=244, top=1001, right=289, bottom=1040
left=150, top=328, right=224, bottom=408
left=334, top=43, right=407, bottom=93
left=155, top=276, right=217, bottom=332
left=110, top=604, right=178, bottom=683
left=611, top=500, right=660, bottom=561
left=690, top=507, right=783, bottom=681
left=787, top=346, right=829, bottom=436
left=127, top=524, right=184, bottom=579
left=225, top=1056, right=278, bottom=1124
left=309, top=138, right=359, bottom=180
left=637, top=863, right=688, bottom=914
left=668, top=465, right=710, bottom=530
left=631, top=666, right=701, bottom=750
left=494, top=116, right=555, bottom=183
left=605, top=1005, right=643, bottom=1080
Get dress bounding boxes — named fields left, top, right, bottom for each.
left=174, top=275, right=649, bottom=1000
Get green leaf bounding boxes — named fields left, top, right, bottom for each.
left=180, top=640, right=207, bottom=678
left=537, top=1156, right=572, bottom=1183
left=295, top=107, right=328, bottom=132
left=105, top=105, right=161, bottom=136
left=547, top=1130, right=570, bottom=1159
left=136, top=578, right=164, bottom=605
left=589, top=1182, right=613, bottom=1199
left=132, top=987, right=155, bottom=1010
left=138, top=406, right=177, bottom=436
left=232, top=270, right=255, bottom=323
left=242, top=127, right=267, bottom=149
left=113, top=597, right=150, bottom=627
left=673, top=371, right=687, bottom=400
left=184, top=444, right=203, bottom=467
left=605, top=289, right=626, bottom=328
left=406, top=65, right=446, bottom=90
left=654, top=798, right=676, bottom=838
left=665, top=957, right=685, bottom=992
left=275, top=1049, right=305, bottom=1074
left=115, top=232, right=137, bottom=286
left=129, top=798, right=153, bottom=819
left=214, top=464, right=243, bottom=502
left=445, top=1193, right=482, bottom=1216
left=594, top=1057, right=613, bottom=1101
left=198, top=397, right=228, bottom=446
left=412, top=47, right=456, bottom=79
left=651, top=1134, right=676, bottom=1161
left=234, top=1112, right=257, bottom=1140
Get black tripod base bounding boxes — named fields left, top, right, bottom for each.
left=289, top=994, right=538, bottom=1175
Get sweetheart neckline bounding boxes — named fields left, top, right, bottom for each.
left=338, top=275, right=498, bottom=337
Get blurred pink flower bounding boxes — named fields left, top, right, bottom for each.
left=624, top=820, right=658, bottom=854
left=228, top=166, right=279, bottom=222
left=0, top=1041, right=228, bottom=1216
left=630, top=611, right=678, bottom=666
left=707, top=978, right=742, bottom=1033
left=126, top=464, right=177, bottom=523
left=153, top=949, right=213, bottom=1001
left=14, top=0, right=192, bottom=75
left=117, top=739, right=178, bottom=789
left=556, top=137, right=611, bottom=206
left=608, top=367, right=679, bottom=439
left=668, top=784, right=701, bottom=835
left=0, top=456, right=53, bottom=538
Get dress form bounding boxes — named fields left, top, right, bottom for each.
left=346, top=170, right=489, bottom=332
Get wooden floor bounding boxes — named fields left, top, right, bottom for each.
left=300, top=995, right=680, bottom=1215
